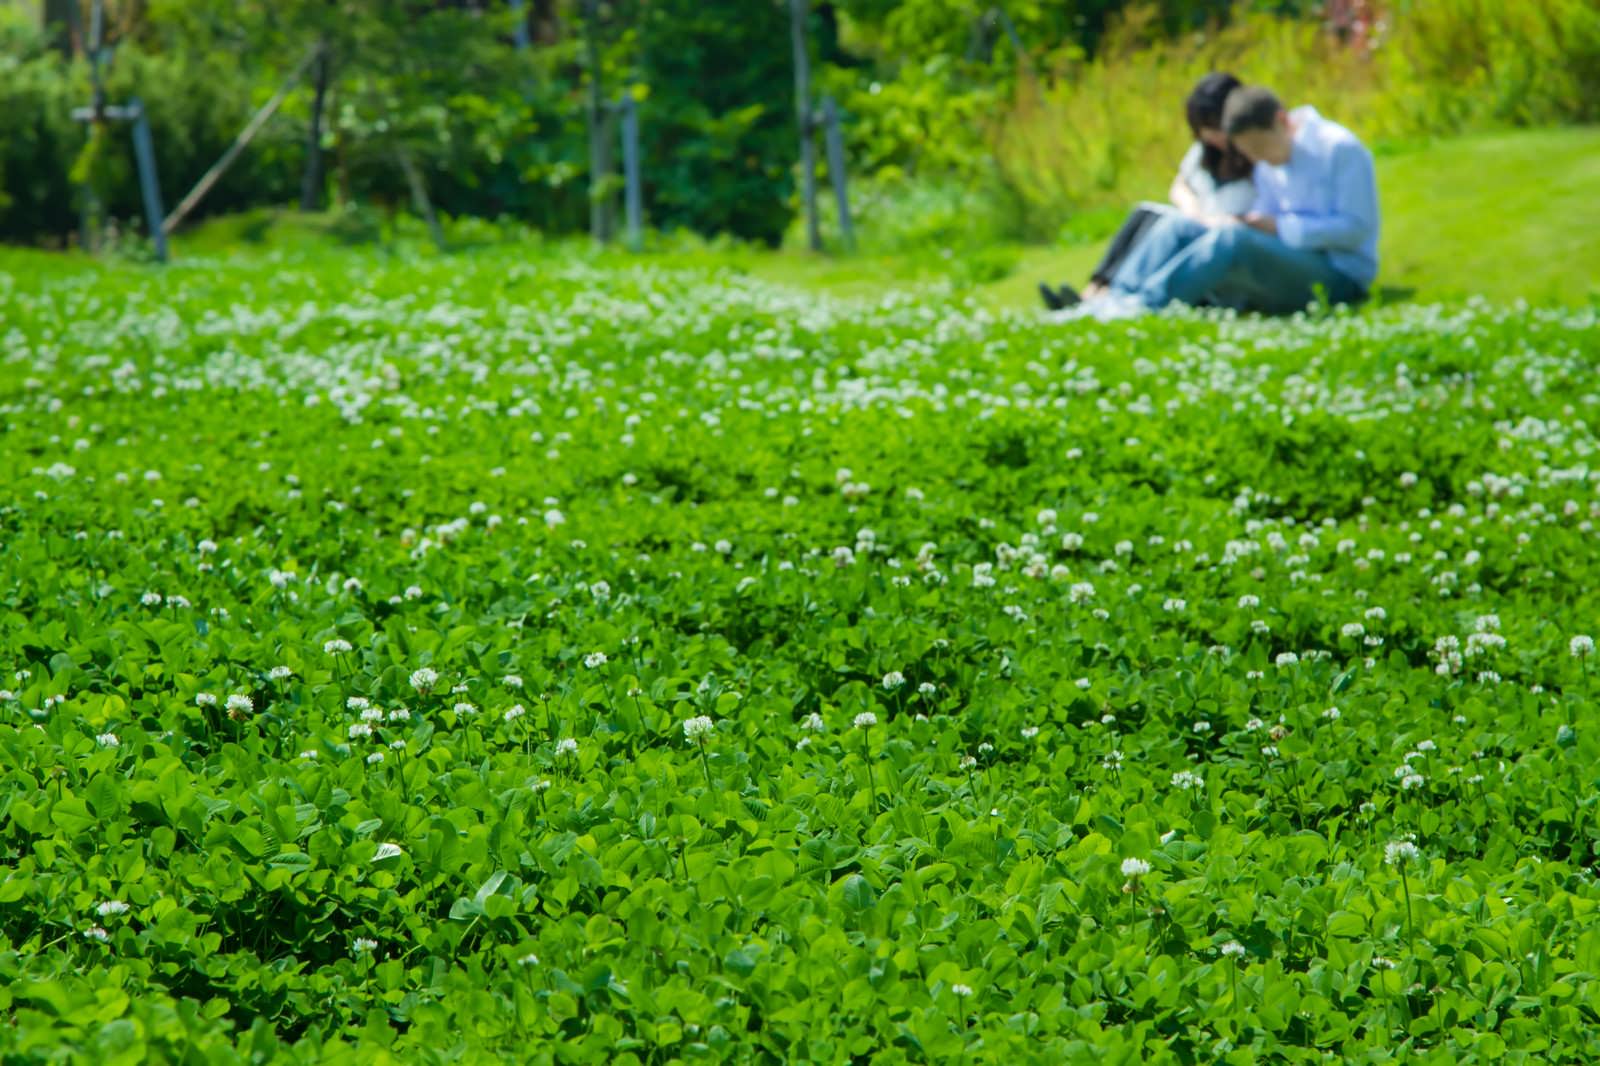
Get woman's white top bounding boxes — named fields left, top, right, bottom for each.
left=1177, top=142, right=1256, bottom=216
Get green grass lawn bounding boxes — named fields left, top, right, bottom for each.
left=6, top=126, right=1596, bottom=311
left=724, top=125, right=1600, bottom=310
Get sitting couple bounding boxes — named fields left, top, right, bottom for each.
left=1041, top=72, right=1379, bottom=316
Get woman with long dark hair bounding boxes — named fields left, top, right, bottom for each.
left=1041, top=72, right=1256, bottom=309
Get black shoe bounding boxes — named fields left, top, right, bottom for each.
left=1039, top=282, right=1082, bottom=311
left=1054, top=283, right=1082, bottom=308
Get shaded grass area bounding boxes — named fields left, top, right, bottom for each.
left=4, top=127, right=1596, bottom=313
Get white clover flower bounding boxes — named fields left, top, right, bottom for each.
left=1372, top=956, right=1396, bottom=970
left=853, top=711, right=877, bottom=729
left=1120, top=857, right=1151, bottom=878
left=1069, top=582, right=1095, bottom=603
left=405, top=585, right=423, bottom=600
left=409, top=667, right=439, bottom=693
left=584, top=652, right=608, bottom=669
left=324, top=638, right=353, bottom=655
left=801, top=712, right=825, bottom=732
left=96, top=900, right=130, bottom=918
left=1170, top=770, right=1204, bottom=791
left=195, top=692, right=217, bottom=707
left=1275, top=652, right=1299, bottom=667
left=544, top=509, right=566, bottom=528
left=1237, top=594, right=1260, bottom=609
left=1322, top=707, right=1341, bottom=721
left=348, top=723, right=373, bottom=739
left=352, top=937, right=378, bottom=955
left=1021, top=725, right=1039, bottom=739
left=373, top=843, right=404, bottom=862
left=1401, top=773, right=1425, bottom=790
left=1075, top=678, right=1091, bottom=690
left=225, top=694, right=252, bottom=714
left=268, top=666, right=293, bottom=682
left=555, top=738, right=579, bottom=757
left=1193, top=720, right=1211, bottom=733
left=140, top=591, right=162, bottom=606
left=1101, top=750, right=1123, bottom=770
left=881, top=671, right=905, bottom=691
left=1341, top=622, right=1365, bottom=639
left=1220, top=940, right=1246, bottom=958
left=1162, top=597, right=1186, bottom=613
left=454, top=702, right=478, bottom=716
left=299, top=750, right=319, bottom=760
left=1572, top=635, right=1594, bottom=658
left=1384, top=840, right=1420, bottom=866
left=952, top=983, right=974, bottom=998
left=360, top=707, right=384, bottom=723
left=683, top=715, right=715, bottom=740
left=503, top=704, right=525, bottom=723
left=917, top=682, right=936, bottom=696
left=366, top=751, right=385, bottom=765
left=518, top=952, right=540, bottom=967
left=84, top=926, right=110, bottom=942
left=1061, top=532, right=1084, bottom=551
left=96, top=733, right=120, bottom=748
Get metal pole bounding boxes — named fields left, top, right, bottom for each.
left=82, top=0, right=107, bottom=252
left=127, top=99, right=169, bottom=263
left=789, top=0, right=820, bottom=252
left=619, top=94, right=643, bottom=252
left=582, top=0, right=610, bottom=244
left=510, top=0, right=530, bottom=50
left=821, top=96, right=853, bottom=251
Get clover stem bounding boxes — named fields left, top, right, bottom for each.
left=1401, top=865, right=1416, bottom=954
left=863, top=730, right=877, bottom=813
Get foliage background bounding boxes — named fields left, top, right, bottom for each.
left=1, top=0, right=1598, bottom=249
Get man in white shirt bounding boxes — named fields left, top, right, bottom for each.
left=1099, top=86, right=1379, bottom=313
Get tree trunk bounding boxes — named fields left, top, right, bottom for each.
left=301, top=45, right=331, bottom=211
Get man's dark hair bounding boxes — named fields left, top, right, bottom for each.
left=1186, top=72, right=1253, bottom=183
left=1222, top=87, right=1284, bottom=136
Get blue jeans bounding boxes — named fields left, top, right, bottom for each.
left=1109, top=214, right=1365, bottom=313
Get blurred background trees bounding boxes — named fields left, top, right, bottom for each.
left=1, top=0, right=1597, bottom=251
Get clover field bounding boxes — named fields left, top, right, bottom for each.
left=3, top=249, right=1600, bottom=1064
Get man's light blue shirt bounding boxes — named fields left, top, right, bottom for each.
left=1250, top=106, right=1380, bottom=289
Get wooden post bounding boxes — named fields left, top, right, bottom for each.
left=790, top=0, right=820, bottom=252
left=301, top=42, right=331, bottom=211
left=821, top=95, right=853, bottom=251
left=619, top=93, right=643, bottom=252
left=127, top=99, right=169, bottom=263
left=582, top=0, right=613, bottom=244
left=162, top=44, right=321, bottom=235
